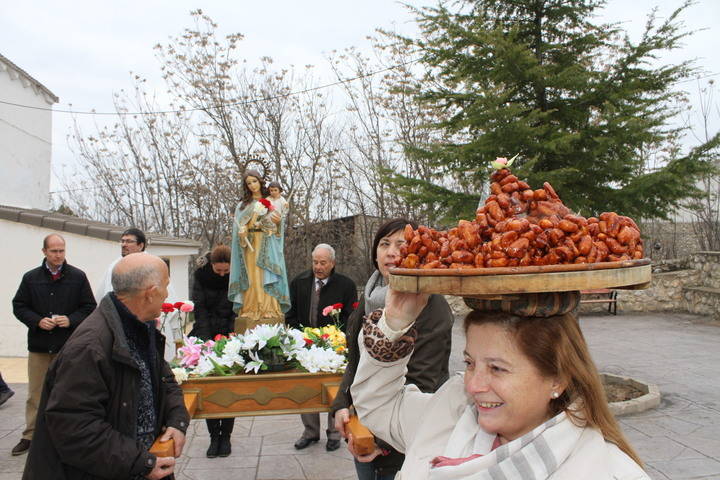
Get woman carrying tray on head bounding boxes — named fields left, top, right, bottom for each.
left=332, top=218, right=454, bottom=480
left=349, top=289, right=650, bottom=479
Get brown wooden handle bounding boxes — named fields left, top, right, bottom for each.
left=348, top=414, right=376, bottom=456
left=149, top=437, right=174, bottom=458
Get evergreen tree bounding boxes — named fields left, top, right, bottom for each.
left=386, top=0, right=719, bottom=223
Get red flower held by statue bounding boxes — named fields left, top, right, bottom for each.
left=258, top=198, right=274, bottom=210
left=352, top=302, right=359, bottom=309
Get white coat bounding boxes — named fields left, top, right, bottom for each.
left=351, top=347, right=650, bottom=480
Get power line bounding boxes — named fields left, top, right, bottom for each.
left=48, top=134, right=412, bottom=195
left=0, top=59, right=421, bottom=117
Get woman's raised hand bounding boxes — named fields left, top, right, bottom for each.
left=384, top=288, right=429, bottom=331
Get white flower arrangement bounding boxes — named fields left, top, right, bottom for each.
left=174, top=323, right=346, bottom=378
left=294, top=345, right=347, bottom=373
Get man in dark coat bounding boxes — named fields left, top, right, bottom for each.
left=285, top=243, right=357, bottom=452
left=11, top=233, right=96, bottom=456
left=22, top=253, right=190, bottom=480
left=285, top=243, right=357, bottom=332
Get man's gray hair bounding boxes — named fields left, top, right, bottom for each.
left=112, top=263, right=163, bottom=295
left=313, top=243, right=336, bottom=261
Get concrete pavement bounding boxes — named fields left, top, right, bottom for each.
left=1, top=311, right=719, bottom=479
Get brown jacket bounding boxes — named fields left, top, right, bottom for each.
left=330, top=293, right=453, bottom=473
left=23, top=295, right=189, bottom=480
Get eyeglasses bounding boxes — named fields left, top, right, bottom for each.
left=120, top=239, right=138, bottom=244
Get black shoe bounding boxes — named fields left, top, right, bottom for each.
left=0, top=389, right=13, bottom=407
left=12, top=439, right=31, bottom=456
left=325, top=439, right=341, bottom=452
left=218, top=436, right=231, bottom=457
left=206, top=437, right=220, bottom=458
left=294, top=437, right=319, bottom=450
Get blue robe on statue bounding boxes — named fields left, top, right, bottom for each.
left=228, top=200, right=290, bottom=331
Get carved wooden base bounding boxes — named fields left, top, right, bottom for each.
left=181, top=370, right=342, bottom=419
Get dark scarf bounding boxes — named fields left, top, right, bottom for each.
left=110, top=293, right=158, bottom=451
left=195, top=255, right=230, bottom=290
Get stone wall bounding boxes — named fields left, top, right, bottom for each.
left=580, top=251, right=720, bottom=318
left=616, top=269, right=700, bottom=313
left=689, top=251, right=720, bottom=289
left=439, top=252, right=720, bottom=319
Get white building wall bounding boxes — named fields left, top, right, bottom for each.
left=0, top=220, right=195, bottom=357
left=0, top=65, right=54, bottom=210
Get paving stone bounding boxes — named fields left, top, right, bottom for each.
left=250, top=416, right=306, bottom=437
left=184, top=454, right=258, bottom=470
left=257, top=454, right=305, bottom=479
left=184, top=468, right=256, bottom=480
left=630, top=435, right=706, bottom=462
left=650, top=457, right=720, bottom=478
left=294, top=451, right=355, bottom=479
left=0, top=459, right=25, bottom=474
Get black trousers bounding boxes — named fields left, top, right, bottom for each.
left=206, top=418, right=235, bottom=437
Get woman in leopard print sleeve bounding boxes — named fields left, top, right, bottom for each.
left=331, top=218, right=454, bottom=480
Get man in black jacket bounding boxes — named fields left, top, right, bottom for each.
left=22, top=253, right=189, bottom=480
left=285, top=243, right=357, bottom=452
left=11, top=234, right=96, bottom=456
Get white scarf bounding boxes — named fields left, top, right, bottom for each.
left=429, top=407, right=582, bottom=480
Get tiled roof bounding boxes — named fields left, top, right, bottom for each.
left=0, top=53, right=59, bottom=103
left=0, top=204, right=201, bottom=248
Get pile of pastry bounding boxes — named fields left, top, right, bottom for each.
left=399, top=167, right=643, bottom=269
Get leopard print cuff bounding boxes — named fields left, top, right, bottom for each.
left=362, top=309, right=417, bottom=362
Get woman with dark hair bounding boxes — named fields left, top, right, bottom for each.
left=190, top=245, right=236, bottom=458
left=350, top=290, right=650, bottom=479
left=332, top=218, right=454, bottom=480
left=228, top=170, right=290, bottom=332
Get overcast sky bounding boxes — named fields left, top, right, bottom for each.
left=1, top=0, right=718, bottom=196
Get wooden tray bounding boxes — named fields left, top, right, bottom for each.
left=181, top=370, right=343, bottom=419
left=389, top=259, right=651, bottom=297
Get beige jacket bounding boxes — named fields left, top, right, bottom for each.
left=351, top=345, right=649, bottom=480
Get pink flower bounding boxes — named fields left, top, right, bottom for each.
left=180, top=303, right=194, bottom=313
left=495, top=157, right=508, bottom=165
left=322, top=305, right=334, bottom=317
left=178, top=342, right=202, bottom=367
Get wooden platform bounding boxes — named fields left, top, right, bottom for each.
left=389, top=259, right=651, bottom=297
left=181, top=370, right=343, bottom=419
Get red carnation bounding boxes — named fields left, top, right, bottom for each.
left=333, top=303, right=343, bottom=310
left=304, top=338, right=314, bottom=346
left=321, top=333, right=330, bottom=340
left=173, top=301, right=184, bottom=309
left=352, top=302, right=359, bottom=309
left=258, top=198, right=274, bottom=210
left=161, top=303, right=175, bottom=313
left=214, top=334, right=227, bottom=341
